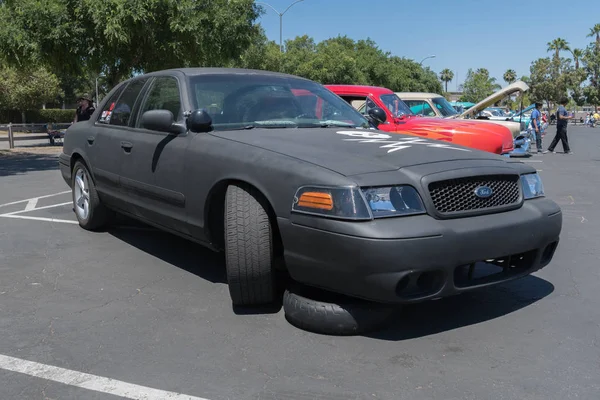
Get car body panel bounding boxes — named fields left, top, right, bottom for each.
left=59, top=68, right=561, bottom=305
left=326, top=85, right=514, bottom=155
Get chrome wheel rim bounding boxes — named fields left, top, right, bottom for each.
left=74, top=168, right=90, bottom=220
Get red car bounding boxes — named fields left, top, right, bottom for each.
left=325, top=85, right=514, bottom=155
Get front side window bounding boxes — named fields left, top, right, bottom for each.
left=403, top=99, right=436, bottom=117
left=432, top=97, right=459, bottom=117
left=190, top=74, right=369, bottom=131
left=139, top=77, right=182, bottom=124
left=108, top=79, right=148, bottom=127
left=379, top=94, right=414, bottom=118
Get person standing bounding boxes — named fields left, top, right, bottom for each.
left=544, top=97, right=572, bottom=154
left=529, top=102, right=544, bottom=153
left=73, top=94, right=95, bottom=123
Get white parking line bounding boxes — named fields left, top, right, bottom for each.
left=0, top=201, right=72, bottom=216
left=0, top=191, right=70, bottom=208
left=0, top=215, right=79, bottom=224
left=24, top=198, right=38, bottom=211
left=0, top=354, right=210, bottom=400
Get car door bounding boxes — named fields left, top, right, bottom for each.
left=120, top=74, right=191, bottom=235
left=93, top=77, right=151, bottom=211
left=346, top=95, right=396, bottom=132
left=88, top=83, right=128, bottom=204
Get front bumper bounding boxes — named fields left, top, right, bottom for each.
left=278, top=198, right=562, bottom=304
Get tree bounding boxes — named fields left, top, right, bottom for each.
left=586, top=24, right=600, bottom=46
left=254, top=35, right=443, bottom=93
left=503, top=69, right=517, bottom=85
left=547, top=38, right=571, bottom=60
left=0, top=0, right=263, bottom=90
left=0, top=65, right=63, bottom=122
left=529, top=56, right=576, bottom=111
left=570, top=48, right=584, bottom=70
left=439, top=69, right=454, bottom=93
left=459, top=68, right=501, bottom=103
left=582, top=42, right=600, bottom=109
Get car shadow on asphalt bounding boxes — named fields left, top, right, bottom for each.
left=366, top=274, right=554, bottom=341
left=106, top=217, right=285, bottom=315
left=0, top=152, right=59, bottom=176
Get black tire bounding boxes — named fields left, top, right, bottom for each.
left=283, top=283, right=397, bottom=336
left=71, top=160, right=110, bottom=231
left=224, top=183, right=275, bottom=306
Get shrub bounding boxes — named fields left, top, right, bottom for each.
left=0, top=108, right=75, bottom=123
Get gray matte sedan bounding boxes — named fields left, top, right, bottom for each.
left=59, top=68, right=562, bottom=309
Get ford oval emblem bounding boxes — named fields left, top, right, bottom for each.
left=474, top=186, right=493, bottom=199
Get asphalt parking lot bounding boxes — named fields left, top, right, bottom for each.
left=0, top=125, right=599, bottom=400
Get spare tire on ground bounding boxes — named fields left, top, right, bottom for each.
left=282, top=283, right=398, bottom=336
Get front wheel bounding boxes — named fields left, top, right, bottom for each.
left=71, top=160, right=110, bottom=230
left=224, top=183, right=275, bottom=306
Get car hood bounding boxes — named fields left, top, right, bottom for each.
left=401, top=116, right=508, bottom=136
left=453, top=80, right=529, bottom=119
left=211, top=127, right=504, bottom=176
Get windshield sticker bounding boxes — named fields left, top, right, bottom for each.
left=336, top=130, right=471, bottom=153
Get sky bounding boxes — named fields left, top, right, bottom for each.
left=255, top=0, right=599, bottom=90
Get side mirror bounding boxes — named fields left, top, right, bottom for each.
left=187, top=109, right=213, bottom=133
left=141, top=110, right=183, bottom=134
left=368, top=107, right=387, bottom=125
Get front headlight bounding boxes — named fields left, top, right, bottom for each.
left=292, top=186, right=372, bottom=220
left=520, top=173, right=545, bottom=199
left=291, top=185, right=425, bottom=220
left=361, top=186, right=426, bottom=218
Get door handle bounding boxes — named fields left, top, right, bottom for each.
left=87, top=136, right=95, bottom=145
left=120, top=141, right=133, bottom=153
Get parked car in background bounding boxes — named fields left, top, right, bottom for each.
left=396, top=92, right=460, bottom=118
left=326, top=85, right=514, bottom=156
left=449, top=81, right=530, bottom=138
left=510, top=104, right=535, bottom=128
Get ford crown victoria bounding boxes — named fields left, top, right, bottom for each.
left=59, top=68, right=562, bottom=308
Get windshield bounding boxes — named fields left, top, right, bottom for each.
left=379, top=94, right=414, bottom=117
left=189, top=74, right=370, bottom=131
left=432, top=97, right=458, bottom=117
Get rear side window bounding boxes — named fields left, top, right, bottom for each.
left=138, top=77, right=182, bottom=124
left=108, top=79, right=148, bottom=127
left=97, top=84, right=126, bottom=124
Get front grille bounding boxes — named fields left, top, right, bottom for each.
left=428, top=175, right=520, bottom=214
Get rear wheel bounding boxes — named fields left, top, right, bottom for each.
left=224, top=183, right=275, bottom=306
left=71, top=160, right=110, bottom=231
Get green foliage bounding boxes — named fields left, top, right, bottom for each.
left=39, top=108, right=75, bottom=123
left=0, top=65, right=63, bottom=111
left=459, top=68, right=501, bottom=103
left=237, top=34, right=443, bottom=93
left=0, top=108, right=74, bottom=124
left=503, top=69, right=517, bottom=84
left=0, top=0, right=263, bottom=88
left=439, top=68, right=454, bottom=92
left=582, top=42, right=600, bottom=106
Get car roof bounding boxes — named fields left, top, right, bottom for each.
left=395, top=92, right=444, bottom=99
left=137, top=67, right=311, bottom=81
left=324, top=84, right=394, bottom=95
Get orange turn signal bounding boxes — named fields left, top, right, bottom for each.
left=297, top=191, right=334, bottom=210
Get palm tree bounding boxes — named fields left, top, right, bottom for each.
left=570, top=48, right=583, bottom=69
left=547, top=38, right=570, bottom=59
left=586, top=24, right=600, bottom=46
left=503, top=69, right=517, bottom=85
left=439, top=68, right=454, bottom=93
